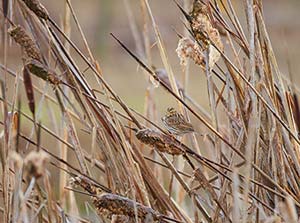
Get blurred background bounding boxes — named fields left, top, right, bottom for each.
left=38, top=0, right=300, bottom=114
left=2, top=0, right=300, bottom=115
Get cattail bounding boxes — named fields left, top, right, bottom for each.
left=191, top=13, right=213, bottom=46
left=93, top=193, right=161, bottom=222
left=190, top=0, right=223, bottom=49
left=190, top=0, right=210, bottom=17
left=24, top=150, right=49, bottom=179
left=135, top=128, right=184, bottom=155
left=179, top=0, right=224, bottom=69
left=21, top=0, right=49, bottom=20
left=72, top=176, right=161, bottom=222
left=71, top=176, right=101, bottom=195
left=9, top=151, right=23, bottom=169
left=8, top=25, right=42, bottom=62
left=25, top=59, right=61, bottom=85
left=176, top=37, right=205, bottom=68
left=176, top=33, right=222, bottom=69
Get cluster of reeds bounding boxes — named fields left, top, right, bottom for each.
left=0, top=0, right=300, bottom=222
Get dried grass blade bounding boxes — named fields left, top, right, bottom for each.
left=2, top=0, right=9, bottom=18
left=143, top=0, right=183, bottom=112
left=22, top=66, right=35, bottom=116
left=65, top=112, right=90, bottom=175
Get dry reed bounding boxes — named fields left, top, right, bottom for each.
left=0, top=0, right=300, bottom=222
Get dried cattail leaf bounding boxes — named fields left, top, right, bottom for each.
left=25, top=59, right=61, bottom=85
left=21, top=0, right=49, bottom=20
left=7, top=111, right=19, bottom=139
left=93, top=193, right=161, bottom=222
left=208, top=44, right=220, bottom=69
left=71, top=175, right=112, bottom=195
left=2, top=0, right=9, bottom=18
left=207, top=28, right=223, bottom=66
left=292, top=93, right=300, bottom=132
left=135, top=128, right=183, bottom=155
left=154, top=68, right=183, bottom=92
left=24, top=150, right=49, bottom=179
left=23, top=67, right=35, bottom=115
left=213, top=20, right=227, bottom=37
left=193, top=168, right=217, bottom=200
left=193, top=168, right=231, bottom=222
left=8, top=25, right=42, bottom=62
left=279, top=196, right=298, bottom=223
left=71, top=176, right=101, bottom=195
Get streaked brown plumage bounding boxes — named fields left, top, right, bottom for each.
left=161, top=107, right=194, bottom=135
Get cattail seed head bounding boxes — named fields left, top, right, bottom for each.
left=176, top=37, right=205, bottom=68
left=24, top=150, right=49, bottom=179
left=135, top=128, right=184, bottom=155
left=25, top=59, right=61, bottom=85
left=8, top=25, right=42, bottom=62
left=93, top=193, right=160, bottom=222
left=22, top=0, right=49, bottom=20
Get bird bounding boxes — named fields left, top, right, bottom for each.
left=161, top=107, right=195, bottom=136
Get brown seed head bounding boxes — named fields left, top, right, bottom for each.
left=22, top=0, right=49, bottom=20
left=93, top=193, right=160, bottom=221
left=25, top=59, right=61, bottom=85
left=191, top=0, right=210, bottom=17
left=24, top=150, right=49, bottom=179
left=135, top=128, right=183, bottom=155
left=176, top=37, right=205, bottom=67
left=9, top=151, right=23, bottom=169
left=189, top=0, right=224, bottom=59
left=71, top=176, right=101, bottom=195
left=8, top=25, right=42, bottom=62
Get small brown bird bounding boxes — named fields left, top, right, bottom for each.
left=161, top=107, right=195, bottom=136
